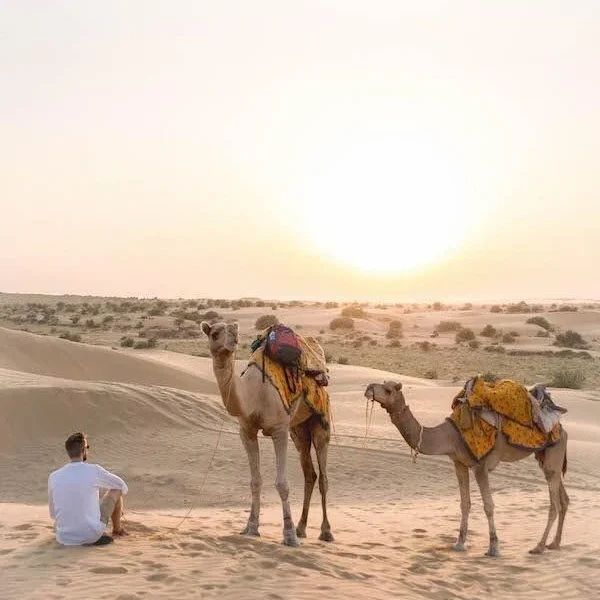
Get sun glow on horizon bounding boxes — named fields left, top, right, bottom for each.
left=292, top=135, right=476, bottom=275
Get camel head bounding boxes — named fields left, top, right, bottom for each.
left=364, top=380, right=406, bottom=414
left=201, top=321, right=239, bottom=357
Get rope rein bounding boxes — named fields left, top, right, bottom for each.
left=168, top=350, right=235, bottom=534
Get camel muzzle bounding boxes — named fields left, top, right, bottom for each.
left=364, top=385, right=375, bottom=401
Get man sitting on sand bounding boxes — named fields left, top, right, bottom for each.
left=48, top=432, right=128, bottom=546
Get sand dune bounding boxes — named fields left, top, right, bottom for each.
left=2, top=327, right=600, bottom=599
left=0, top=327, right=217, bottom=394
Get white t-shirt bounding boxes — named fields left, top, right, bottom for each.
left=48, top=462, right=128, bottom=545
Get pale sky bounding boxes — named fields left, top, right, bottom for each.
left=1, top=1, right=599, bottom=302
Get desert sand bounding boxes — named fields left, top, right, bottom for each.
left=1, top=325, right=600, bottom=599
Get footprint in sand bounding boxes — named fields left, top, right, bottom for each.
left=14, top=523, right=34, bottom=531
left=0, top=548, right=15, bottom=555
left=89, top=566, right=128, bottom=575
left=145, top=572, right=170, bottom=582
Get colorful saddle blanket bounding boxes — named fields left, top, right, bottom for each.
left=448, top=376, right=562, bottom=460
left=244, top=331, right=330, bottom=429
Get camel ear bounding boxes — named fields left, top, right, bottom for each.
left=394, top=382, right=403, bottom=391
left=230, top=322, right=239, bottom=333
left=201, top=321, right=212, bottom=336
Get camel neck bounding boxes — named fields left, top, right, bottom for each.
left=390, top=406, right=453, bottom=456
left=212, top=353, right=243, bottom=417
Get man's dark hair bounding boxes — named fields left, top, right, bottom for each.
left=65, top=432, right=86, bottom=459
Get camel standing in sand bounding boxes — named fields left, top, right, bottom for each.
left=365, top=381, right=568, bottom=556
left=201, top=321, right=333, bottom=546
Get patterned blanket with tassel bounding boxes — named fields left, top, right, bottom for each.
left=448, top=376, right=562, bottom=460
left=244, top=331, right=330, bottom=429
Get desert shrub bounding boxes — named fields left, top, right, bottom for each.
left=84, top=319, right=98, bottom=329
left=203, top=310, right=220, bottom=321
left=459, top=303, right=473, bottom=311
left=388, top=340, right=402, bottom=348
left=490, top=305, right=502, bottom=313
left=341, top=305, right=366, bottom=318
left=424, top=369, right=438, bottom=379
left=433, top=302, right=444, bottom=311
left=325, top=302, right=339, bottom=309
left=554, top=330, right=587, bottom=349
left=319, top=329, right=325, bottom=334
left=550, top=369, right=585, bottom=389
left=59, top=331, right=81, bottom=342
left=502, top=333, right=517, bottom=344
left=352, top=340, right=363, bottom=348
left=506, top=301, right=531, bottom=314
left=134, top=340, right=149, bottom=349
left=419, top=341, right=433, bottom=351
left=469, top=339, right=481, bottom=349
left=536, top=330, right=550, bottom=338
left=480, top=324, right=497, bottom=337
left=324, top=351, right=333, bottom=363
left=70, top=315, right=80, bottom=325
left=386, top=319, right=403, bottom=339
left=509, top=330, right=520, bottom=337
left=120, top=336, right=135, bottom=347
left=455, top=328, right=476, bottom=343
left=148, top=303, right=167, bottom=317
left=484, top=345, right=506, bottom=354
left=526, top=316, right=553, bottom=331
left=255, top=314, right=279, bottom=330
left=329, top=316, right=354, bottom=330
left=435, top=320, right=462, bottom=333
left=555, top=304, right=578, bottom=312
left=102, top=315, right=114, bottom=325
left=337, top=356, right=349, bottom=365
left=271, top=304, right=277, bottom=310
left=369, top=339, right=377, bottom=346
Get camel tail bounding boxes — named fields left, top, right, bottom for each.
left=562, top=448, right=568, bottom=476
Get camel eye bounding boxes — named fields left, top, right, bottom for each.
left=211, top=332, right=219, bottom=340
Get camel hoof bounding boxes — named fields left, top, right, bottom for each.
left=296, top=526, right=307, bottom=538
left=240, top=526, right=260, bottom=537
left=282, top=532, right=300, bottom=547
left=529, top=545, right=545, bottom=555
left=485, top=548, right=500, bottom=557
left=319, top=531, right=335, bottom=542
left=452, top=543, right=466, bottom=552
left=546, top=541, right=560, bottom=550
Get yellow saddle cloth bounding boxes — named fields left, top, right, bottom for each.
left=448, top=377, right=561, bottom=460
left=246, top=333, right=330, bottom=429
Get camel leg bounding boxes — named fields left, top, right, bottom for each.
left=292, top=425, right=317, bottom=539
left=530, top=470, right=561, bottom=554
left=313, top=423, right=334, bottom=542
left=452, top=461, right=471, bottom=551
left=547, top=481, right=569, bottom=550
left=548, top=434, right=569, bottom=550
left=272, top=428, right=299, bottom=547
left=239, top=427, right=261, bottom=537
left=474, top=465, right=499, bottom=557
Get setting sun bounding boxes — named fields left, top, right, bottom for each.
left=292, top=134, right=474, bottom=274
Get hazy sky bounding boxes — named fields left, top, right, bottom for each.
left=2, top=1, right=599, bottom=302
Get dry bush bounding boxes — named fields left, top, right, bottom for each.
left=341, top=305, right=366, bottom=318
left=255, top=314, right=279, bottom=330
left=436, top=321, right=462, bottom=333
left=455, top=328, right=475, bottom=343
left=480, top=324, right=497, bottom=337
left=526, top=316, right=553, bottom=331
left=330, top=316, right=354, bottom=330
left=554, top=330, right=588, bottom=349
left=550, top=369, right=585, bottom=389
